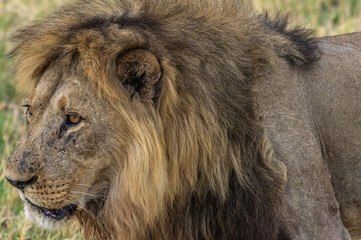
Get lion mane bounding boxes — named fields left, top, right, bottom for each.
left=9, top=0, right=321, bottom=239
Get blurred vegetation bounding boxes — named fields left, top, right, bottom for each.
left=254, top=0, right=361, bottom=36
left=0, top=0, right=360, bottom=239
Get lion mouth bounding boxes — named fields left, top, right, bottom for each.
left=26, top=199, right=77, bottom=220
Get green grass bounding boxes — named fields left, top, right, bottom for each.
left=0, top=0, right=360, bottom=239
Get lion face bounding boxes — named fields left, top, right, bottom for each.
left=5, top=65, right=115, bottom=228
left=5, top=46, right=167, bottom=234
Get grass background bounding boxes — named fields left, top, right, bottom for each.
left=0, top=0, right=360, bottom=239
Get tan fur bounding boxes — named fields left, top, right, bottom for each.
left=5, top=0, right=361, bottom=239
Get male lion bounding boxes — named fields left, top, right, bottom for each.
left=5, top=0, right=361, bottom=239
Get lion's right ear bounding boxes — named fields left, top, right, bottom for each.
left=117, top=49, right=162, bottom=102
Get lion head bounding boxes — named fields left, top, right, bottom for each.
left=3, top=0, right=318, bottom=239
left=6, top=41, right=170, bottom=238
left=5, top=64, right=115, bottom=228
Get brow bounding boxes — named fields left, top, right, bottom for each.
left=57, top=95, right=67, bottom=111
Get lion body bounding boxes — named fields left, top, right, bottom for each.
left=5, top=0, right=361, bottom=239
left=255, top=33, right=361, bottom=239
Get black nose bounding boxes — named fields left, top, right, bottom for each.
left=6, top=176, right=38, bottom=190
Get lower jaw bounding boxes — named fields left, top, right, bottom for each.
left=26, top=199, right=77, bottom=220
left=24, top=203, right=65, bottom=229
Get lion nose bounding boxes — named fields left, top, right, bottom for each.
left=6, top=176, right=38, bottom=190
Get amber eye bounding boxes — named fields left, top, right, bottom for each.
left=66, top=113, right=82, bottom=125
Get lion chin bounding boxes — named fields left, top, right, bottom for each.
left=19, top=191, right=77, bottom=229
left=24, top=203, right=68, bottom=229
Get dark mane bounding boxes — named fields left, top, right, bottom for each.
left=259, top=13, right=320, bottom=68
left=10, top=1, right=320, bottom=94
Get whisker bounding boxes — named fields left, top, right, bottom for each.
left=74, top=183, right=93, bottom=188
left=70, top=190, right=98, bottom=197
left=69, top=190, right=109, bottom=203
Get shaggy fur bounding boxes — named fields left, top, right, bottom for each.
left=9, top=0, right=357, bottom=239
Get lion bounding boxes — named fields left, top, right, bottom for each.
left=4, top=0, right=361, bottom=239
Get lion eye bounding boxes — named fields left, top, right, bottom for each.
left=22, top=104, right=33, bottom=121
left=27, top=108, right=33, bottom=118
left=57, top=113, right=83, bottom=138
left=66, top=113, right=82, bottom=125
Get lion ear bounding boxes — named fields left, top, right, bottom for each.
left=117, top=49, right=162, bottom=102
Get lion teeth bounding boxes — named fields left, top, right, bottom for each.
left=18, top=190, right=26, bottom=201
